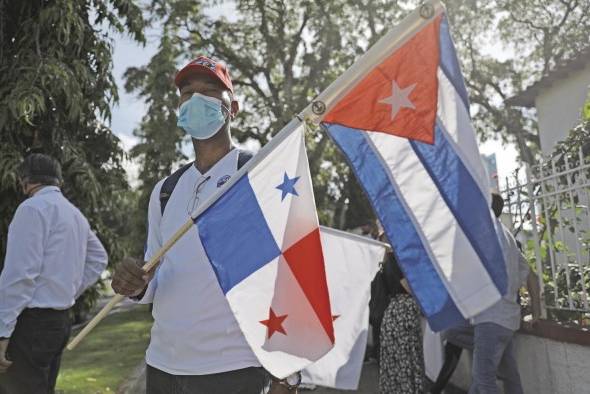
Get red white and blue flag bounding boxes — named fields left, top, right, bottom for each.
left=195, top=123, right=334, bottom=378
left=322, top=9, right=508, bottom=331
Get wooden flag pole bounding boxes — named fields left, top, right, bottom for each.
left=67, top=219, right=194, bottom=350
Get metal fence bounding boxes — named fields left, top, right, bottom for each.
left=500, top=148, right=590, bottom=323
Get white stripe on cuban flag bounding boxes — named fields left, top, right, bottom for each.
left=364, top=130, right=501, bottom=317
left=195, top=123, right=334, bottom=379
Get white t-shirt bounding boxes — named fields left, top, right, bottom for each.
left=140, top=149, right=260, bottom=375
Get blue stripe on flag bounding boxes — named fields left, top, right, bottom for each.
left=196, top=175, right=282, bottom=294
left=439, top=16, right=470, bottom=110
left=325, top=123, right=464, bottom=331
left=410, top=122, right=508, bottom=294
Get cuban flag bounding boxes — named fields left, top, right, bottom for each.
left=195, top=123, right=334, bottom=378
left=321, top=7, right=507, bottom=331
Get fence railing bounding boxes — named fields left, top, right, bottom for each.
left=500, top=147, right=590, bottom=324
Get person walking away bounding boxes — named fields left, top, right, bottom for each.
left=434, top=193, right=541, bottom=394
left=0, top=153, right=108, bottom=394
left=111, top=56, right=299, bottom=394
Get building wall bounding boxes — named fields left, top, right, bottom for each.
left=449, top=332, right=590, bottom=393
left=535, top=63, right=590, bottom=155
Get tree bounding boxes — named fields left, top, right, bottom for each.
left=127, top=0, right=590, bottom=230
left=444, top=0, right=590, bottom=164
left=0, top=0, right=145, bottom=318
left=123, top=0, right=199, bottom=255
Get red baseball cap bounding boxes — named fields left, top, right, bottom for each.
left=174, top=56, right=234, bottom=94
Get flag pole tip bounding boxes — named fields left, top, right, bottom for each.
left=419, top=3, right=435, bottom=19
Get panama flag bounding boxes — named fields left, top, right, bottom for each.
left=320, top=2, right=508, bottom=331
left=195, top=122, right=334, bottom=378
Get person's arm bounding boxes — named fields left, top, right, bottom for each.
left=516, top=250, right=541, bottom=323
left=75, top=228, right=108, bottom=299
left=400, top=278, right=412, bottom=295
left=0, top=206, right=45, bottom=338
left=526, top=269, right=542, bottom=323
left=112, top=180, right=163, bottom=301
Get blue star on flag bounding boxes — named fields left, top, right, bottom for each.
left=276, top=172, right=300, bottom=201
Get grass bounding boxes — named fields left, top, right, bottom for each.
left=56, top=305, right=153, bottom=394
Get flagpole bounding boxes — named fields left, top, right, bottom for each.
left=67, top=219, right=194, bottom=350
left=300, top=0, right=443, bottom=123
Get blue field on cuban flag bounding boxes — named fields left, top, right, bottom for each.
left=195, top=123, right=335, bottom=378
left=322, top=11, right=508, bottom=331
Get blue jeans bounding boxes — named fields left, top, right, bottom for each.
left=444, top=322, right=523, bottom=394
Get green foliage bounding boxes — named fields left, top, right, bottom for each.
left=516, top=118, right=590, bottom=324
left=56, top=305, right=152, bottom=393
left=123, top=1, right=195, bottom=255
left=442, top=0, right=590, bottom=164
left=0, top=0, right=145, bottom=317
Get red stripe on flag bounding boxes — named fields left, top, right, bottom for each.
left=283, top=228, right=335, bottom=343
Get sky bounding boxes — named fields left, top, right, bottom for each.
left=108, top=5, right=519, bottom=187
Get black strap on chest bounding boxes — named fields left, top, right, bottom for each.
left=159, top=150, right=253, bottom=215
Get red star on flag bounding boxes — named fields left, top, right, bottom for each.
left=260, top=308, right=288, bottom=339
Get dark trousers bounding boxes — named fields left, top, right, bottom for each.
left=146, top=364, right=268, bottom=394
left=0, top=308, right=71, bottom=394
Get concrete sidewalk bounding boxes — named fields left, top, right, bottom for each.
left=308, top=361, right=378, bottom=393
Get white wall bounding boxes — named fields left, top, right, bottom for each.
left=449, top=333, right=590, bottom=394
left=535, top=63, right=590, bottom=155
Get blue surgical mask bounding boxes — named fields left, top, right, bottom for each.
left=177, top=93, right=228, bottom=140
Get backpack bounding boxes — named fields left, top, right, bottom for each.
left=159, top=150, right=253, bottom=215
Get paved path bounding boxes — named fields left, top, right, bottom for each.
left=305, top=361, right=378, bottom=393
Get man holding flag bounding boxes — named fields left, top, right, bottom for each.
left=111, top=57, right=312, bottom=393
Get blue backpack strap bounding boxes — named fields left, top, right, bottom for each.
left=158, top=150, right=254, bottom=216
left=237, top=149, right=253, bottom=169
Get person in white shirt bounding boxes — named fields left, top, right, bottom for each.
left=111, top=56, right=299, bottom=394
left=0, top=153, right=108, bottom=394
